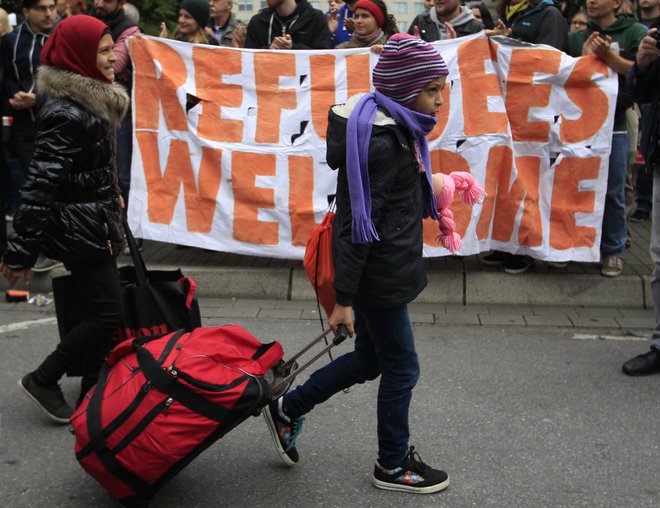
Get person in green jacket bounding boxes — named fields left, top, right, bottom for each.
left=567, top=0, right=647, bottom=277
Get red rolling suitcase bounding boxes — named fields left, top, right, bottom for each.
left=71, top=324, right=349, bottom=507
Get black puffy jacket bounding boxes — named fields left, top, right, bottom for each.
left=326, top=95, right=431, bottom=308
left=3, top=65, right=129, bottom=270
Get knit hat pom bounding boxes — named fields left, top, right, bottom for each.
left=433, top=172, right=486, bottom=254
left=372, top=33, right=449, bottom=105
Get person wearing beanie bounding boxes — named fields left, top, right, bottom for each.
left=336, top=0, right=397, bottom=48
left=159, top=0, right=218, bottom=45
left=263, top=33, right=451, bottom=494
left=2, top=14, right=129, bottom=424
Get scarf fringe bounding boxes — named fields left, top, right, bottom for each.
left=352, top=216, right=380, bottom=244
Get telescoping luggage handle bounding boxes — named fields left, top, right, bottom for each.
left=270, top=324, right=348, bottom=396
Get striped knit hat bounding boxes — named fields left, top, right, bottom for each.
left=372, top=33, right=448, bottom=105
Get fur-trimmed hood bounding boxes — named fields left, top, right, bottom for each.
left=36, top=65, right=129, bottom=126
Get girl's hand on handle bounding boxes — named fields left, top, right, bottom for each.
left=329, top=303, right=354, bottom=337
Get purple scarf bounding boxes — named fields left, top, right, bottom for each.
left=345, top=90, right=439, bottom=244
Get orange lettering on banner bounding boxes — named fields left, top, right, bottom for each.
left=479, top=151, right=542, bottom=246
left=310, top=54, right=336, bottom=141
left=476, top=145, right=513, bottom=239
left=423, top=150, right=471, bottom=246
left=560, top=56, right=610, bottom=144
left=427, top=85, right=451, bottom=142
left=458, top=38, right=508, bottom=136
left=346, top=53, right=371, bottom=97
left=136, top=132, right=222, bottom=232
left=254, top=53, right=297, bottom=144
left=550, top=156, right=600, bottom=249
left=289, top=156, right=317, bottom=246
left=193, top=46, right=244, bottom=143
left=232, top=152, right=278, bottom=245
left=506, top=49, right=561, bottom=143
left=130, top=38, right=188, bottom=131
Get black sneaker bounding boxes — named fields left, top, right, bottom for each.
left=263, top=397, right=304, bottom=466
left=373, top=446, right=449, bottom=494
left=630, top=209, right=650, bottom=223
left=504, top=254, right=534, bottom=274
left=622, top=348, right=660, bottom=376
left=18, top=373, right=74, bottom=424
left=481, top=250, right=509, bottom=266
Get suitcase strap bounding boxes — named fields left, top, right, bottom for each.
left=133, top=342, right=230, bottom=423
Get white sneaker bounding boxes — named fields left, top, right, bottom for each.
left=32, top=255, right=63, bottom=273
left=601, top=255, right=623, bottom=277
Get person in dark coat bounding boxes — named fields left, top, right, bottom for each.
left=1, top=14, right=129, bottom=424
left=263, top=34, right=452, bottom=495
left=245, top=0, right=332, bottom=49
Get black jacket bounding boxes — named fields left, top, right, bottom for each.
left=508, top=0, right=568, bottom=51
left=245, top=0, right=332, bottom=49
left=627, top=58, right=660, bottom=164
left=407, top=6, right=484, bottom=42
left=326, top=97, right=430, bottom=308
left=3, top=66, right=130, bottom=270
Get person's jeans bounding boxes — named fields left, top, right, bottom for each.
left=635, top=163, right=653, bottom=214
left=283, top=304, right=420, bottom=468
left=34, top=259, right=123, bottom=397
left=601, top=132, right=629, bottom=257
left=649, top=166, right=660, bottom=348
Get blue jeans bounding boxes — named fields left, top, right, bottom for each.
left=283, top=304, right=420, bottom=468
left=602, top=132, right=629, bottom=256
left=635, top=163, right=653, bottom=214
left=649, top=167, right=660, bottom=348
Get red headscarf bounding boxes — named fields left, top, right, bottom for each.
left=353, top=0, right=385, bottom=27
left=41, top=15, right=111, bottom=83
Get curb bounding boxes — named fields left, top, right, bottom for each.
left=5, top=263, right=647, bottom=310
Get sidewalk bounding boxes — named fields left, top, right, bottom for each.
left=3, top=217, right=654, bottom=310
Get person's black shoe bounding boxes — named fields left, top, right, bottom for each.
left=18, top=373, right=74, bottom=424
left=481, top=250, right=509, bottom=266
left=630, top=209, right=650, bottom=223
left=622, top=348, right=660, bottom=376
left=504, top=254, right=534, bottom=274
left=372, top=446, right=449, bottom=494
left=263, top=397, right=304, bottom=466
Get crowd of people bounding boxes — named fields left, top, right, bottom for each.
left=0, top=0, right=659, bottom=497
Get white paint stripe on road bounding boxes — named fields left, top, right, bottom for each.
left=572, top=333, right=647, bottom=342
left=0, top=317, right=57, bottom=335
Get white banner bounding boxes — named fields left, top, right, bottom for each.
left=126, top=33, right=617, bottom=261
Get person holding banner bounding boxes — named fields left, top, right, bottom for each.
left=1, top=15, right=128, bottom=423
left=622, top=26, right=660, bottom=375
left=336, top=0, right=396, bottom=49
left=245, top=0, right=332, bottom=49
left=263, top=34, right=451, bottom=494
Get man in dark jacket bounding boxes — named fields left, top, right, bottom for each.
left=408, top=0, right=484, bottom=41
left=245, top=0, right=332, bottom=49
left=2, top=0, right=55, bottom=177
left=208, top=0, right=244, bottom=47
left=504, top=0, right=568, bottom=51
left=622, top=27, right=660, bottom=375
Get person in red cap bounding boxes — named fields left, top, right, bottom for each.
left=1, top=14, right=129, bottom=424
left=336, top=0, right=397, bottom=48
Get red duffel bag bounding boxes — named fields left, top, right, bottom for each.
left=70, top=325, right=284, bottom=507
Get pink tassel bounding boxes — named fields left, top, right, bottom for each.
left=431, top=171, right=486, bottom=254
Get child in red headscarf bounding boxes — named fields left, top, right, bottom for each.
left=1, top=15, right=129, bottom=424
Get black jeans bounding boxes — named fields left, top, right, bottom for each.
left=34, top=259, right=122, bottom=399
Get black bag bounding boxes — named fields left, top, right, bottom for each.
left=53, top=219, right=202, bottom=376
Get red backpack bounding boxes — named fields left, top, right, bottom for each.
left=71, top=325, right=284, bottom=507
left=303, top=210, right=336, bottom=319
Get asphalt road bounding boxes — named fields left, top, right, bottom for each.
left=1, top=310, right=659, bottom=507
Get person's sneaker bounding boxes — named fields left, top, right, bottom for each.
left=504, top=254, right=534, bottom=274
left=18, top=373, right=74, bottom=424
left=546, top=261, right=569, bottom=269
left=601, top=255, right=623, bottom=277
left=32, top=254, right=63, bottom=273
left=481, top=250, right=509, bottom=266
left=263, top=397, right=304, bottom=466
left=622, top=348, right=660, bottom=376
left=630, top=209, right=650, bottom=223
left=372, top=446, right=449, bottom=494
